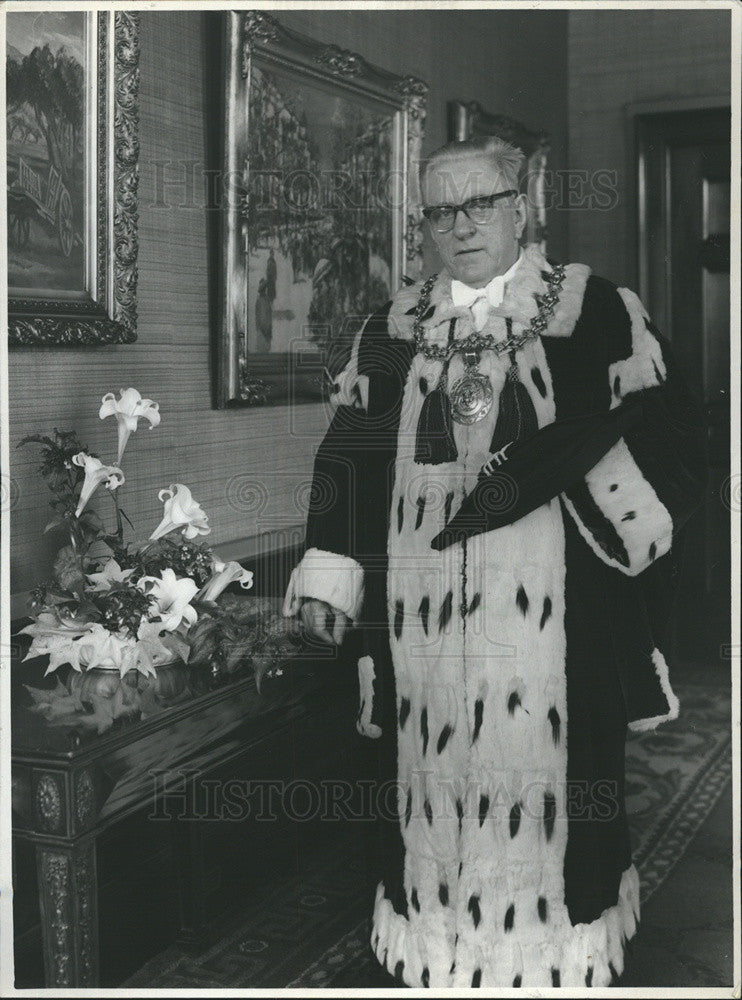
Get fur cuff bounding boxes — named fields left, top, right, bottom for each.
left=282, top=548, right=364, bottom=621
left=563, top=438, right=673, bottom=576
left=357, top=655, right=382, bottom=738
left=628, top=648, right=680, bottom=732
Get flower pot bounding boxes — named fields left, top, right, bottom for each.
left=67, top=666, right=124, bottom=703
left=144, top=661, right=188, bottom=699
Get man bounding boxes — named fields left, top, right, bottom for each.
left=266, top=247, right=277, bottom=301
left=284, top=136, right=707, bottom=987
left=255, top=277, right=273, bottom=352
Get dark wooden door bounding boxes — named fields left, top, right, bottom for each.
left=636, top=107, right=731, bottom=661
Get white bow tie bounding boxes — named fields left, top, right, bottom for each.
left=450, top=252, right=523, bottom=332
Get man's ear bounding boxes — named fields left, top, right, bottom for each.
left=513, top=193, right=528, bottom=240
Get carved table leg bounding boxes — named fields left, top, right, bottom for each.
left=168, top=768, right=213, bottom=953
left=171, top=815, right=208, bottom=952
left=35, top=839, right=99, bottom=987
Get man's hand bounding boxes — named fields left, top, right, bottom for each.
left=300, top=599, right=350, bottom=646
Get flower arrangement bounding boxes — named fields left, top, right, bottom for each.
left=18, top=389, right=298, bottom=732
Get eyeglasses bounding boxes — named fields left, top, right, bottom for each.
left=422, top=190, right=518, bottom=233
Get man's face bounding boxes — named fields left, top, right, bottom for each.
left=422, top=152, right=527, bottom=287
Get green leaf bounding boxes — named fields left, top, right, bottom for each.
left=17, top=433, right=56, bottom=449
left=120, top=508, right=136, bottom=531
left=252, top=655, right=270, bottom=693
left=225, top=642, right=249, bottom=673
left=74, top=600, right=104, bottom=621
left=188, top=636, right=216, bottom=664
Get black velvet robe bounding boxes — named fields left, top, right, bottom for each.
left=284, top=247, right=707, bottom=987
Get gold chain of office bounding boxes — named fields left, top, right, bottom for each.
left=412, top=263, right=567, bottom=361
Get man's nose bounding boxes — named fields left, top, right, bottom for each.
left=452, top=207, right=476, bottom=238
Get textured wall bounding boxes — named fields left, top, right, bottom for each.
left=568, top=9, right=731, bottom=285
left=8, top=10, right=567, bottom=609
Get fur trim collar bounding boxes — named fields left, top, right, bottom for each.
left=388, top=244, right=591, bottom=343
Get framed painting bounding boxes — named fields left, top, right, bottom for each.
left=449, top=100, right=549, bottom=249
left=217, top=11, right=427, bottom=408
left=6, top=10, right=140, bottom=347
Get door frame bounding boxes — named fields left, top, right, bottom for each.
left=625, top=95, right=731, bottom=307
left=625, top=97, right=732, bottom=650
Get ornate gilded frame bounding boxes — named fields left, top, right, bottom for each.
left=8, top=11, right=140, bottom=348
left=449, top=100, right=549, bottom=249
left=217, top=11, right=427, bottom=408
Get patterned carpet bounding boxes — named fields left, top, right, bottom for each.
left=125, top=671, right=732, bottom=988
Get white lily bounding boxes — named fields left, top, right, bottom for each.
left=86, top=558, right=135, bottom=592
left=198, top=558, right=254, bottom=603
left=149, top=484, right=211, bottom=542
left=71, top=453, right=125, bottom=518
left=138, top=568, right=199, bottom=631
left=99, top=387, right=161, bottom=463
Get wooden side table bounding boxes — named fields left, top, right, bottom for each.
left=11, top=644, right=344, bottom=987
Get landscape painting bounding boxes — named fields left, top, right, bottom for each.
left=217, top=11, right=427, bottom=407
left=6, top=11, right=88, bottom=295
left=244, top=64, right=394, bottom=363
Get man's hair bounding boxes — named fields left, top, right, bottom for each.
left=419, top=135, right=526, bottom=197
